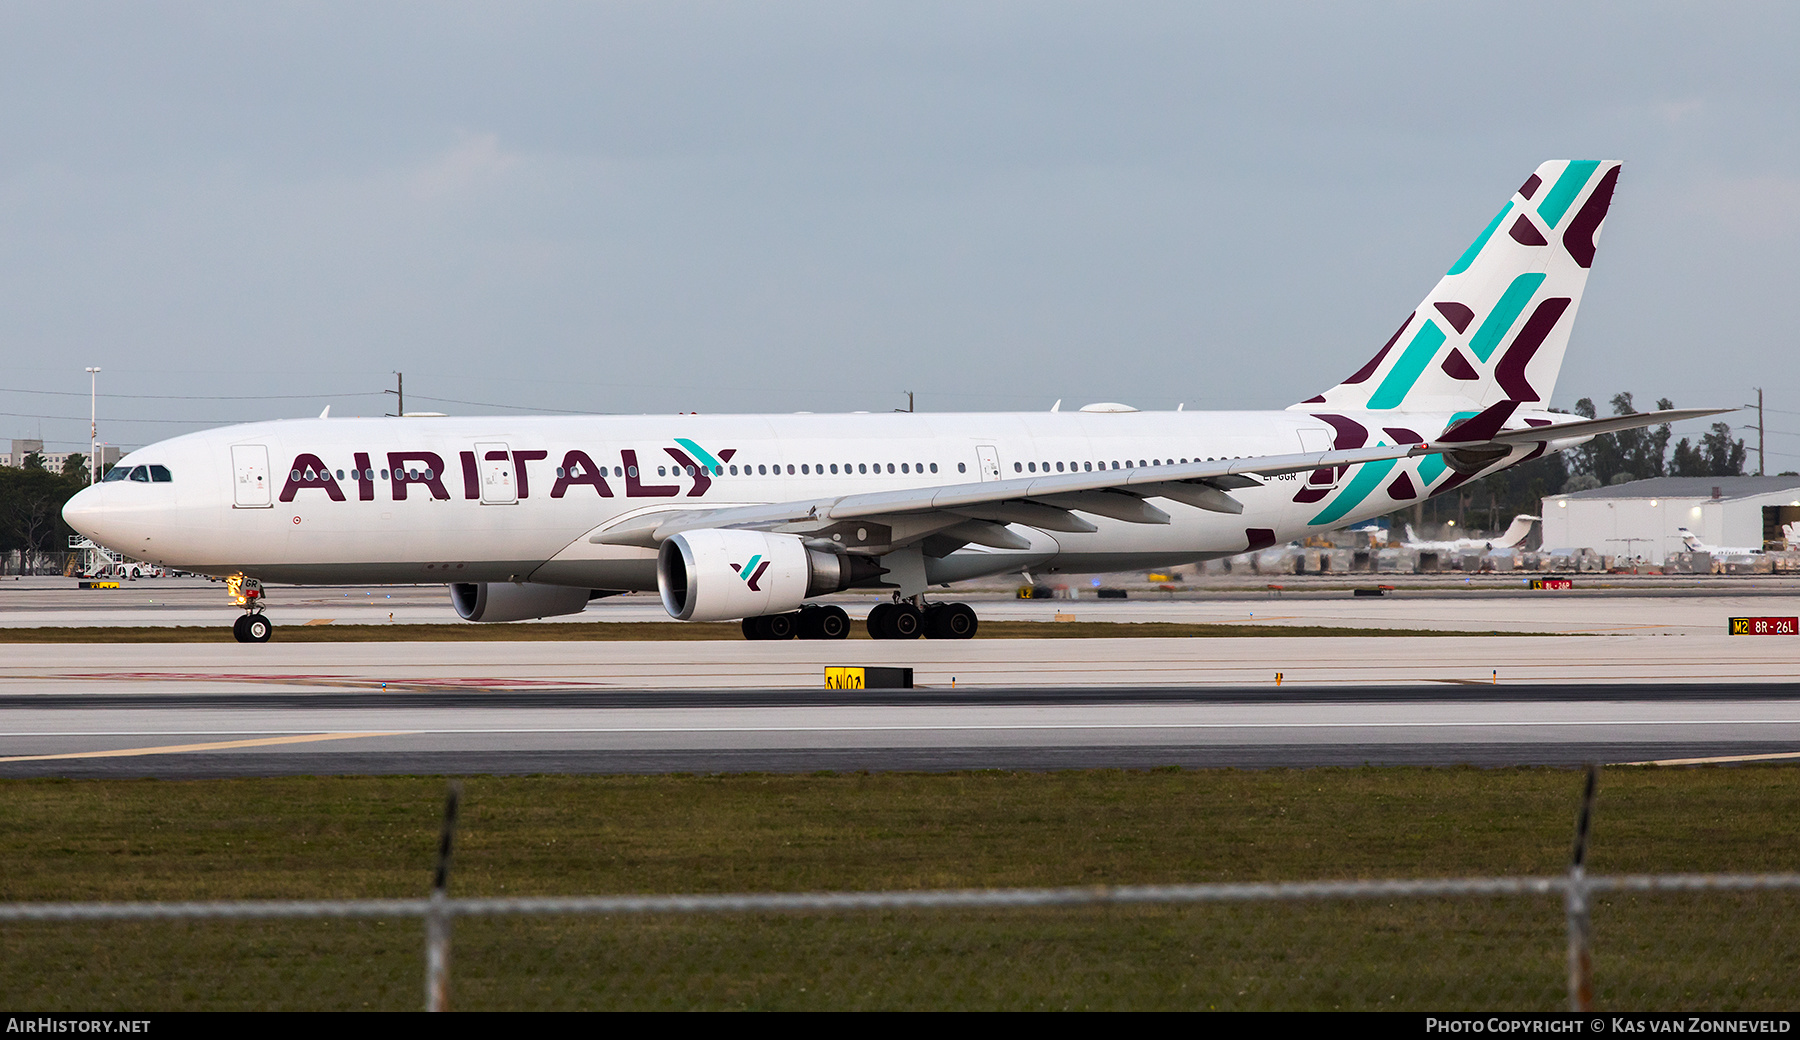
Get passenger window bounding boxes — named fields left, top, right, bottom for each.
left=858, top=464, right=867, bottom=474
left=1015, top=462, right=1023, bottom=473
left=730, top=465, right=738, bottom=476
left=901, top=463, right=909, bottom=474
left=886, top=463, right=895, bottom=474
left=801, top=464, right=809, bottom=474
left=1056, top=462, right=1065, bottom=472
left=787, top=464, right=795, bottom=475
left=150, top=465, right=173, bottom=482
left=930, top=463, right=938, bottom=473
left=830, top=464, right=838, bottom=474
left=958, top=463, right=966, bottom=473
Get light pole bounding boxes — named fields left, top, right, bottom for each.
left=85, top=367, right=100, bottom=485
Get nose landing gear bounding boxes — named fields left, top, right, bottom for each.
left=226, top=575, right=273, bottom=643
left=232, top=613, right=273, bottom=643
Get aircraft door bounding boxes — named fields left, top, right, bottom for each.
left=976, top=445, right=1002, bottom=481
left=476, top=442, right=517, bottom=504
left=230, top=444, right=273, bottom=508
left=1297, top=428, right=1337, bottom=488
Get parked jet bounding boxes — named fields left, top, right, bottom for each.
left=1677, top=527, right=1764, bottom=556
left=63, top=160, right=1727, bottom=642
left=1403, top=514, right=1539, bottom=553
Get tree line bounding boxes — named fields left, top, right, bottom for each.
left=0, top=453, right=95, bottom=555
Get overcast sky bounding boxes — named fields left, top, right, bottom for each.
left=2, top=2, right=1796, bottom=465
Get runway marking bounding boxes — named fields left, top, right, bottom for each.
left=28, top=673, right=579, bottom=692
left=0, top=732, right=404, bottom=763
left=1620, top=750, right=1800, bottom=767
left=9, top=720, right=1800, bottom=738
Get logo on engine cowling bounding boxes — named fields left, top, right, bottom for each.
left=730, top=555, right=770, bottom=592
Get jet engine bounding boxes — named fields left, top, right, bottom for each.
left=657, top=529, right=884, bottom=622
left=449, top=581, right=594, bottom=623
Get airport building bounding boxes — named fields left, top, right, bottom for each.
left=1541, top=476, right=1800, bottom=564
left=0, top=439, right=121, bottom=475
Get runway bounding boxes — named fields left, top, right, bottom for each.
left=3, top=579, right=1798, bottom=777
left=2, top=643, right=1798, bottom=777
left=7, top=574, right=1800, bottom=636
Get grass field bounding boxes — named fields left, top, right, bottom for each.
left=0, top=619, right=1532, bottom=642
left=1, top=767, right=1795, bottom=1009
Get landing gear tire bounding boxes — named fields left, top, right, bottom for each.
left=742, top=613, right=797, bottom=640
left=924, top=602, right=978, bottom=640
left=867, top=601, right=922, bottom=640
left=797, top=605, right=850, bottom=640
left=234, top=614, right=272, bottom=643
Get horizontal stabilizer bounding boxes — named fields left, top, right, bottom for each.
left=1486, top=407, right=1733, bottom=445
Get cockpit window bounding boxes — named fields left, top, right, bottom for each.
left=149, top=465, right=172, bottom=482
left=102, top=466, right=130, bottom=482
left=128, top=466, right=150, bottom=482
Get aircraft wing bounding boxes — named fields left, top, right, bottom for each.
left=593, top=440, right=1442, bottom=548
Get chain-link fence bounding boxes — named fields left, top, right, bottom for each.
left=3, top=774, right=1797, bottom=1011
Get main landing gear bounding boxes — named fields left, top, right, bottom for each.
left=741, top=604, right=852, bottom=641
left=739, top=600, right=980, bottom=640
left=868, top=599, right=978, bottom=640
left=226, top=575, right=273, bottom=643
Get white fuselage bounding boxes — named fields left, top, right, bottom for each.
left=63, top=407, right=1520, bottom=592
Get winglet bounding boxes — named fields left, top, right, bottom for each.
left=1438, top=399, right=1520, bottom=443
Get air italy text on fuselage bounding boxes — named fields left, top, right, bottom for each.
left=277, top=445, right=737, bottom=504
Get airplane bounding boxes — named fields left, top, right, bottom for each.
left=1676, top=527, right=1764, bottom=556
left=1402, top=514, right=1539, bottom=553
left=63, top=159, right=1730, bottom=643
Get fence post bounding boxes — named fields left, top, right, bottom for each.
left=1565, top=764, right=1598, bottom=1011
left=425, top=781, right=462, bottom=1013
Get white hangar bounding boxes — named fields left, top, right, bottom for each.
left=1541, top=477, right=1800, bottom=564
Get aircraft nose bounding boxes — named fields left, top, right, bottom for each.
left=62, top=484, right=106, bottom=540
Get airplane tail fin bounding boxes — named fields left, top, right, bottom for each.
left=1678, top=527, right=1704, bottom=551
left=1784, top=521, right=1800, bottom=547
left=1493, top=514, right=1539, bottom=549
left=1295, top=160, right=1621, bottom=414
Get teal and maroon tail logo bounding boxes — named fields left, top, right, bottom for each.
left=731, top=555, right=769, bottom=591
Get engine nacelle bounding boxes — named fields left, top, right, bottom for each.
left=658, top=529, right=883, bottom=622
left=449, top=582, right=593, bottom=623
